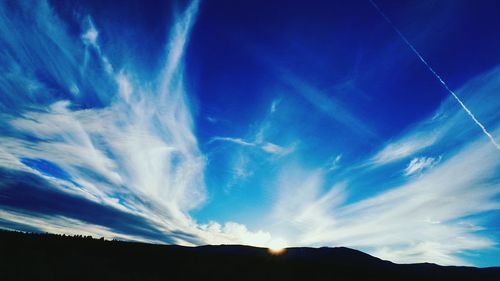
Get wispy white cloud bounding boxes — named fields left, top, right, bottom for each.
left=209, top=137, right=255, bottom=147
left=370, top=132, right=439, bottom=165
left=1, top=0, right=499, bottom=267
left=0, top=209, right=164, bottom=244
left=115, top=72, right=133, bottom=102
left=261, top=142, right=283, bottom=154
left=270, top=99, right=281, bottom=113
left=270, top=133, right=500, bottom=265
left=207, top=98, right=297, bottom=194
left=370, top=0, right=500, bottom=152
left=81, top=17, right=113, bottom=74
left=210, top=136, right=293, bottom=156
left=0, top=0, right=89, bottom=106
left=368, top=66, right=500, bottom=170
left=210, top=99, right=296, bottom=157
left=159, top=0, right=200, bottom=93
left=327, top=154, right=343, bottom=171
left=0, top=0, right=271, bottom=248
left=266, top=65, right=500, bottom=265
left=81, top=19, right=98, bottom=46
left=209, top=134, right=294, bottom=193
left=404, top=156, right=440, bottom=176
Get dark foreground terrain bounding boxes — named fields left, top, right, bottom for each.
left=1, top=230, right=499, bottom=281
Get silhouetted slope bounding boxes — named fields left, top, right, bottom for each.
left=0, top=230, right=499, bottom=281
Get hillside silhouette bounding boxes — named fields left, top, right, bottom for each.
left=1, top=230, right=499, bottom=281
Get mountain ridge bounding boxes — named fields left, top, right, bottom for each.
left=1, top=230, right=499, bottom=281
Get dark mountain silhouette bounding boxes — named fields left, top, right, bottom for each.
left=1, top=230, right=499, bottom=281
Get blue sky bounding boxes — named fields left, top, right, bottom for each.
left=0, top=0, right=499, bottom=266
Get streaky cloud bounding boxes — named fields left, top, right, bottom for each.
left=404, top=156, right=440, bottom=176
left=210, top=136, right=292, bottom=156
left=370, top=0, right=500, bottom=152
left=279, top=70, right=377, bottom=140
left=1, top=0, right=499, bottom=267
left=268, top=65, right=500, bottom=265
left=271, top=129, right=500, bottom=265
left=0, top=0, right=271, bottom=248
left=367, top=64, right=500, bottom=168
left=209, top=137, right=256, bottom=147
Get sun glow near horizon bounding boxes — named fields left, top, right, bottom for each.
left=267, top=239, right=288, bottom=255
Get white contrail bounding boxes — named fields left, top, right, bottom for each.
left=369, top=0, right=500, bottom=152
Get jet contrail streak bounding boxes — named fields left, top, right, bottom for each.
left=369, top=0, right=500, bottom=151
